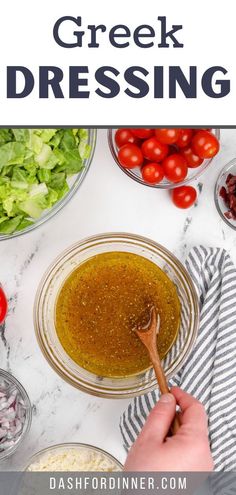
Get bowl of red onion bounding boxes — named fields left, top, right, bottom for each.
left=215, top=158, right=236, bottom=230
left=0, top=369, right=32, bottom=461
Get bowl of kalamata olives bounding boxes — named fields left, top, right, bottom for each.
left=215, top=158, right=236, bottom=230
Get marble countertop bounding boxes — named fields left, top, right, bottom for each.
left=1, top=128, right=236, bottom=470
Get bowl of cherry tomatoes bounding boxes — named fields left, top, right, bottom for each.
left=108, top=128, right=220, bottom=206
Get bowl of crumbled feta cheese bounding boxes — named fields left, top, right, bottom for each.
left=26, top=443, right=123, bottom=472
left=0, top=369, right=32, bottom=461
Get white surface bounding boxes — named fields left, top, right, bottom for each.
left=0, top=128, right=236, bottom=470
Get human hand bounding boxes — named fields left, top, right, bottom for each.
left=124, top=387, right=214, bottom=472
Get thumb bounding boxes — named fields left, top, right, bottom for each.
left=140, top=393, right=176, bottom=444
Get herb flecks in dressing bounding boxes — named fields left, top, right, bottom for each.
left=55, top=252, right=180, bottom=377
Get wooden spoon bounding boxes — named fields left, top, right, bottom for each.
left=135, top=306, right=180, bottom=435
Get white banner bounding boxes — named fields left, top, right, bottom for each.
left=0, top=0, right=235, bottom=125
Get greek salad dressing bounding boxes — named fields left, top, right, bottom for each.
left=55, top=252, right=180, bottom=377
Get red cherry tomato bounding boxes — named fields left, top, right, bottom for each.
left=115, top=129, right=138, bottom=148
left=176, top=129, right=193, bottom=148
left=131, top=129, right=154, bottom=139
left=172, top=186, right=197, bottom=209
left=0, top=287, right=7, bottom=324
left=155, top=129, right=180, bottom=145
left=141, top=138, right=169, bottom=162
left=118, top=143, right=143, bottom=169
left=141, top=163, right=164, bottom=184
left=181, top=146, right=204, bottom=168
left=162, top=154, right=188, bottom=183
left=192, top=131, right=220, bottom=159
left=192, top=128, right=212, bottom=135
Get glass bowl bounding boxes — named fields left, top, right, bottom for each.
left=25, top=443, right=123, bottom=471
left=215, top=158, right=236, bottom=230
left=0, top=129, right=97, bottom=241
left=34, top=233, right=199, bottom=399
left=0, top=369, right=32, bottom=461
left=108, top=129, right=220, bottom=189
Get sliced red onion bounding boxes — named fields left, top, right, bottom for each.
left=0, top=378, right=27, bottom=452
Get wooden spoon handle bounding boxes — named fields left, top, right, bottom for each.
left=152, top=359, right=169, bottom=394
left=151, top=353, right=181, bottom=435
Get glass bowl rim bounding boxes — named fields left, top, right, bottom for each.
left=214, top=157, right=236, bottom=231
left=25, top=442, right=123, bottom=471
left=0, top=368, right=32, bottom=461
left=108, top=128, right=220, bottom=190
left=0, top=129, right=97, bottom=241
left=34, top=232, right=200, bottom=399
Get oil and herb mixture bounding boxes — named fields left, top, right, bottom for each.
left=55, top=252, right=180, bottom=377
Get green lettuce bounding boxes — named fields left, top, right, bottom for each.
left=0, top=128, right=90, bottom=234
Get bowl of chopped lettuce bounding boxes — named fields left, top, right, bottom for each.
left=0, top=128, right=96, bottom=239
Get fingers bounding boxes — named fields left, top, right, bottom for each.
left=139, top=393, right=176, bottom=445
left=171, top=387, right=200, bottom=409
left=171, top=387, right=208, bottom=434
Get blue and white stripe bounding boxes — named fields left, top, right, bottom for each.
left=120, top=246, right=236, bottom=471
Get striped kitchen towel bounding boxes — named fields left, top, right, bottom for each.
left=120, top=246, right=236, bottom=471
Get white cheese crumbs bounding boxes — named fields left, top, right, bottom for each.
left=27, top=447, right=121, bottom=472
